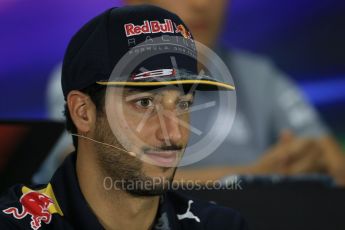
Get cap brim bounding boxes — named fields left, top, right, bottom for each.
left=96, top=79, right=234, bottom=91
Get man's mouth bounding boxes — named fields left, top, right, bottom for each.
left=143, top=150, right=180, bottom=167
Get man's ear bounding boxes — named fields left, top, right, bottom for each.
left=67, top=90, right=96, bottom=133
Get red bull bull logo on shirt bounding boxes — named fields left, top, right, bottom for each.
left=2, top=184, right=63, bottom=230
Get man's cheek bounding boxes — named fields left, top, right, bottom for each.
left=181, top=126, right=190, bottom=144
left=181, top=116, right=191, bottom=142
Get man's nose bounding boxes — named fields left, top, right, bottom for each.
left=155, top=109, right=184, bottom=146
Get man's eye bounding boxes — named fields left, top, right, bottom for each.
left=135, top=98, right=153, bottom=108
left=178, top=101, right=192, bottom=111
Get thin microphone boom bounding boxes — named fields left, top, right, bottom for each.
left=71, top=133, right=137, bottom=157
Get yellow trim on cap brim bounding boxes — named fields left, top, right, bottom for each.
left=96, top=80, right=235, bottom=90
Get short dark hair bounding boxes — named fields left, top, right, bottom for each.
left=64, top=84, right=106, bottom=149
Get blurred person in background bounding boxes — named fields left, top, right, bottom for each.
left=125, top=0, right=345, bottom=185
left=41, top=0, right=345, bottom=186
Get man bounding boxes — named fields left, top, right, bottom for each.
left=125, top=0, right=345, bottom=185
left=0, top=5, right=247, bottom=230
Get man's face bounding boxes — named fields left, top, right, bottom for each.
left=127, top=0, right=229, bottom=48
left=93, top=86, right=193, bottom=196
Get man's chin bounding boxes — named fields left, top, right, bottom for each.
left=124, top=175, right=174, bottom=197
left=132, top=165, right=177, bottom=197
left=143, top=162, right=177, bottom=180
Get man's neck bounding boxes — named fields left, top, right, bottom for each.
left=76, top=145, right=160, bottom=230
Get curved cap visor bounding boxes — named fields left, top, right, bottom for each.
left=96, top=74, right=235, bottom=91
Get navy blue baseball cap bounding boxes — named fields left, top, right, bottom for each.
left=61, top=5, right=234, bottom=99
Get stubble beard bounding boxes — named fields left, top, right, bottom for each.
left=93, top=114, right=176, bottom=197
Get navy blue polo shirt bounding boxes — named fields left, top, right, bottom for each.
left=0, top=153, right=248, bottom=229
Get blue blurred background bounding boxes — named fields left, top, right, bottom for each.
left=0, top=0, right=344, bottom=146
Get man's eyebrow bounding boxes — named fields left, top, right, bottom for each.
left=123, top=88, right=154, bottom=101
left=180, top=91, right=195, bottom=98
left=123, top=88, right=143, bottom=95
left=123, top=88, right=194, bottom=101
left=178, top=93, right=193, bottom=100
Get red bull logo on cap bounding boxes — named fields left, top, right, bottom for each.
left=124, top=19, right=192, bottom=41
left=2, top=184, right=63, bottom=230
left=124, top=19, right=174, bottom=37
